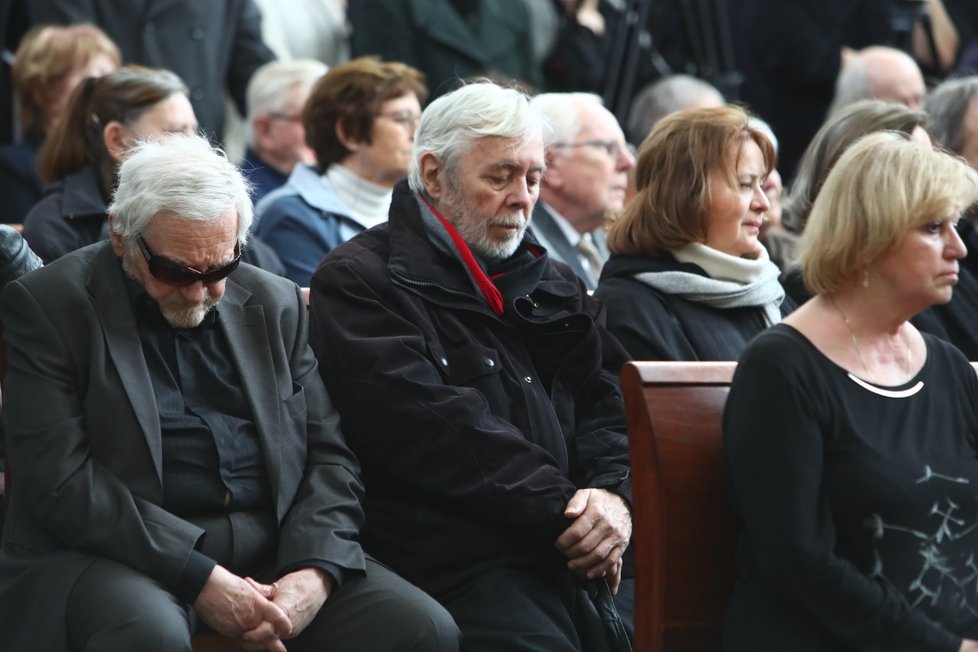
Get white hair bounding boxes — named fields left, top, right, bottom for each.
left=244, top=59, right=328, bottom=146
left=530, top=92, right=604, bottom=145
left=408, top=81, right=552, bottom=194
left=109, top=133, right=253, bottom=243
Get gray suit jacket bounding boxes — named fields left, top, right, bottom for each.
left=530, top=202, right=608, bottom=291
left=0, top=242, right=364, bottom=651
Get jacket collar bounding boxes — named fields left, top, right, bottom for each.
left=59, top=164, right=108, bottom=221
left=386, top=182, right=580, bottom=313
left=262, top=163, right=352, bottom=217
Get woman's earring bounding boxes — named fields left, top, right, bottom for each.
left=863, top=269, right=870, bottom=288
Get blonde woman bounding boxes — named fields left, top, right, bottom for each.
left=724, top=131, right=978, bottom=651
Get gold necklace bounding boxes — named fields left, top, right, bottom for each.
left=830, top=296, right=912, bottom=384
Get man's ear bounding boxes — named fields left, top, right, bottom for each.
left=252, top=114, right=274, bottom=149
left=419, top=152, right=444, bottom=199
left=542, top=149, right=563, bottom=188
left=107, top=213, right=125, bottom=257
left=103, top=121, right=129, bottom=163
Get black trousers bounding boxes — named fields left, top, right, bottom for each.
left=64, top=555, right=459, bottom=652
left=63, top=509, right=458, bottom=652
left=439, top=567, right=634, bottom=652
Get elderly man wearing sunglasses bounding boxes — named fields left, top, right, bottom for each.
left=0, top=133, right=458, bottom=652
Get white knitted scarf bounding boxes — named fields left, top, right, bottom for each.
left=632, top=242, right=785, bottom=326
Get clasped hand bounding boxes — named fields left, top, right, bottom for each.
left=555, top=488, right=632, bottom=594
left=195, top=565, right=332, bottom=652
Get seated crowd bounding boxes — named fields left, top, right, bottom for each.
left=3, top=2, right=978, bottom=651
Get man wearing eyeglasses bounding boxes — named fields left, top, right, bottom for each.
left=241, top=59, right=328, bottom=204
left=0, top=134, right=458, bottom=652
left=309, top=82, right=634, bottom=651
left=528, top=93, right=635, bottom=291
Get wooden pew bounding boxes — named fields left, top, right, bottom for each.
left=620, top=361, right=737, bottom=652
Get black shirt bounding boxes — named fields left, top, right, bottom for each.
left=128, top=278, right=272, bottom=516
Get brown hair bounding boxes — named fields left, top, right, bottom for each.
left=303, top=56, right=427, bottom=169
left=38, top=65, right=188, bottom=198
left=12, top=23, right=121, bottom=137
left=607, top=105, right=775, bottom=256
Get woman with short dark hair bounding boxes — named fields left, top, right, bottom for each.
left=253, top=56, right=427, bottom=286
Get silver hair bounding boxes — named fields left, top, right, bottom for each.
left=625, top=74, right=724, bottom=145
left=408, top=81, right=552, bottom=194
left=925, top=76, right=978, bottom=155
left=244, top=59, right=328, bottom=147
left=109, top=133, right=253, bottom=243
left=530, top=92, right=604, bottom=145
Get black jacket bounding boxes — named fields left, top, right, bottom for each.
left=22, top=165, right=106, bottom=265
left=309, top=183, right=631, bottom=597
left=595, top=252, right=795, bottom=361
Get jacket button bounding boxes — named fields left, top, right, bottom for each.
left=191, top=27, right=204, bottom=40
left=523, top=375, right=532, bottom=383
left=439, top=357, right=448, bottom=367
left=483, top=358, right=494, bottom=367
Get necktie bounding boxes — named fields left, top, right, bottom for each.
left=576, top=236, right=604, bottom=281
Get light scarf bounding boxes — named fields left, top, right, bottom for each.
left=325, top=164, right=392, bottom=230
left=632, top=243, right=785, bottom=326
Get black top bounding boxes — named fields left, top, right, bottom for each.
left=724, top=324, right=978, bottom=651
left=593, top=252, right=795, bottom=361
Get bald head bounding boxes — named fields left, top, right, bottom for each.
left=829, top=46, right=925, bottom=116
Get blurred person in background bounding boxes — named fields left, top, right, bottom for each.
left=529, top=92, right=634, bottom=290
left=0, top=23, right=119, bottom=225
left=22, top=66, right=196, bottom=265
left=253, top=57, right=426, bottom=286
left=26, top=0, right=275, bottom=142
left=241, top=59, right=328, bottom=204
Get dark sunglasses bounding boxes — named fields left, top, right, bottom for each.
left=137, top=236, right=241, bottom=286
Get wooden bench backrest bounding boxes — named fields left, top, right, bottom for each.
left=621, top=361, right=737, bottom=652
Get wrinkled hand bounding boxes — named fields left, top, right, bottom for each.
left=555, top=488, right=632, bottom=593
left=960, top=639, right=978, bottom=652
left=241, top=568, right=333, bottom=650
left=194, top=565, right=292, bottom=647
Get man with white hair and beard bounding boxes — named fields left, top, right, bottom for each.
left=0, top=133, right=458, bottom=652
left=308, top=81, right=634, bottom=651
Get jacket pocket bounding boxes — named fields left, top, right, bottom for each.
left=428, top=340, right=502, bottom=386
left=283, top=383, right=307, bottom=419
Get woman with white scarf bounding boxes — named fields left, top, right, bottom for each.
left=594, top=105, right=792, bottom=361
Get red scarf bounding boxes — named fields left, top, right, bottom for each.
left=420, top=195, right=505, bottom=315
